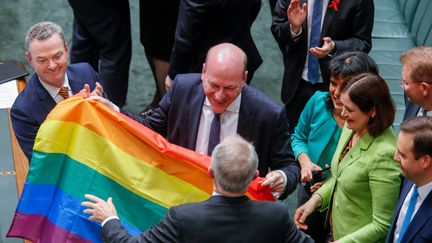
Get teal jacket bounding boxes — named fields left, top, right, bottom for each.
left=316, top=126, right=401, bottom=243
left=291, top=91, right=341, bottom=169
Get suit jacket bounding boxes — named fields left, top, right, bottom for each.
left=167, top=0, right=262, bottom=80
left=271, top=0, right=374, bottom=104
left=10, top=62, right=102, bottom=161
left=386, top=180, right=432, bottom=243
left=291, top=91, right=341, bottom=166
left=101, top=195, right=314, bottom=243
left=129, top=73, right=300, bottom=197
left=403, top=101, right=421, bottom=121
left=316, top=126, right=401, bottom=242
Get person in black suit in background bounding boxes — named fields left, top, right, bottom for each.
left=165, top=0, right=262, bottom=89
left=271, top=0, right=374, bottom=132
left=82, top=135, right=314, bottom=243
left=67, top=0, right=131, bottom=108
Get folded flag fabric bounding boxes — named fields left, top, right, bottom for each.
left=7, top=96, right=274, bottom=242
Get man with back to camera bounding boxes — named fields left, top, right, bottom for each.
left=10, top=21, right=103, bottom=161
left=82, top=135, right=314, bottom=243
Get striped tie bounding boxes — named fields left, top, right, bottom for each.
left=58, top=87, right=69, bottom=100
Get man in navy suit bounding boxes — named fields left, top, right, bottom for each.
left=94, top=43, right=299, bottom=198
left=82, top=135, right=313, bottom=243
left=387, top=116, right=432, bottom=243
left=271, top=0, right=374, bottom=132
left=11, top=21, right=103, bottom=161
left=400, top=46, right=432, bottom=120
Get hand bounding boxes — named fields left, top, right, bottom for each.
left=298, top=154, right=322, bottom=183
left=310, top=37, right=335, bottom=58
left=81, top=194, right=118, bottom=223
left=165, top=75, right=173, bottom=91
left=294, top=194, right=322, bottom=230
left=88, top=96, right=115, bottom=110
left=261, top=170, right=286, bottom=195
left=287, top=0, right=307, bottom=33
left=80, top=82, right=104, bottom=97
left=310, top=180, right=326, bottom=193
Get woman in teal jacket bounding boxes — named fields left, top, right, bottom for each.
left=295, top=73, right=402, bottom=243
left=291, top=52, right=378, bottom=243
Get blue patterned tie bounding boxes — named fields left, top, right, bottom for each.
left=307, top=0, right=323, bottom=84
left=397, top=186, right=419, bottom=243
left=207, top=113, right=221, bottom=156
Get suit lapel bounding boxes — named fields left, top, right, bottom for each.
left=188, top=83, right=206, bottom=149
left=402, top=186, right=432, bottom=242
left=338, top=131, right=374, bottom=176
left=34, top=76, right=57, bottom=114
left=321, top=1, right=336, bottom=39
left=237, top=87, right=254, bottom=139
left=67, top=68, right=83, bottom=94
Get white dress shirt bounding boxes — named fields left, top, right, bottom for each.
left=195, top=94, right=241, bottom=155
left=39, top=74, right=72, bottom=103
left=393, top=181, right=432, bottom=242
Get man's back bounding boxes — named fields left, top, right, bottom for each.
left=101, top=196, right=313, bottom=243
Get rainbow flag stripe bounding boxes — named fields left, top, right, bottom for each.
left=8, top=96, right=273, bottom=242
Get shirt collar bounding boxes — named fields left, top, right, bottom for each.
left=204, top=93, right=242, bottom=113
left=418, top=180, right=432, bottom=201
left=39, top=74, right=70, bottom=99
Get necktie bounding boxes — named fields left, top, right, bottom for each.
left=58, top=87, right=69, bottom=100
left=207, top=113, right=221, bottom=156
left=397, top=186, right=419, bottom=243
left=307, top=0, right=323, bottom=84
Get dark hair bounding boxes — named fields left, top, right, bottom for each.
left=325, top=52, right=379, bottom=108
left=341, top=73, right=395, bottom=136
left=400, top=116, right=432, bottom=159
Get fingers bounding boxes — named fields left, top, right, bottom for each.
left=91, top=82, right=104, bottom=97
left=165, top=76, right=173, bottom=91
left=294, top=208, right=309, bottom=230
left=300, top=169, right=312, bottom=182
left=84, top=194, right=104, bottom=203
left=261, top=171, right=285, bottom=193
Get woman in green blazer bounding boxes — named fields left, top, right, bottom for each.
left=295, top=73, right=402, bottom=243
left=291, top=52, right=379, bottom=243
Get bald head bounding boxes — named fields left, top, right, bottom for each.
left=205, top=43, right=248, bottom=72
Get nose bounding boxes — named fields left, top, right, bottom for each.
left=47, top=59, right=57, bottom=70
left=214, top=89, right=226, bottom=102
left=341, top=107, right=348, bottom=118
left=394, top=152, right=400, bottom=162
left=334, top=87, right=341, bottom=98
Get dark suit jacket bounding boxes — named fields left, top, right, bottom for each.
left=403, top=102, right=421, bottom=121
left=271, top=0, right=374, bottom=103
left=101, top=195, right=314, bottom=243
left=10, top=62, right=102, bottom=161
left=129, top=73, right=300, bottom=197
left=386, top=180, right=432, bottom=243
left=167, top=0, right=262, bottom=80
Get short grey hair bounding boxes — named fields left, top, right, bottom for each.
left=211, top=135, right=258, bottom=193
left=25, top=21, right=66, bottom=52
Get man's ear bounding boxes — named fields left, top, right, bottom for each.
left=25, top=52, right=33, bottom=67
left=208, top=167, right=214, bottom=178
left=201, top=63, right=207, bottom=81
left=253, top=170, right=259, bottom=179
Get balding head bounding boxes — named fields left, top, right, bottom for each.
left=201, top=43, right=248, bottom=114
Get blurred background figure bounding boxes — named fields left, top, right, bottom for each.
left=291, top=52, right=379, bottom=243
left=139, top=0, right=179, bottom=117
left=295, top=73, right=401, bottom=242
left=68, top=0, right=131, bottom=107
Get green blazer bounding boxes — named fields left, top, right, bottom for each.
left=316, top=126, right=401, bottom=243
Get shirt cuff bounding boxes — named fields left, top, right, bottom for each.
left=276, top=169, right=288, bottom=190
left=290, top=24, right=302, bottom=39
left=101, top=216, right=120, bottom=227
left=111, top=102, right=120, bottom=112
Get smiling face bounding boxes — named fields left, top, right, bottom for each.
left=26, top=33, right=68, bottom=88
left=201, top=44, right=247, bottom=114
left=329, top=75, right=345, bottom=111
left=340, top=92, right=374, bottom=135
left=394, top=131, right=422, bottom=181
left=401, top=62, right=424, bottom=104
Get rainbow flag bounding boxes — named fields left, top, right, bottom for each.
left=7, top=96, right=274, bottom=242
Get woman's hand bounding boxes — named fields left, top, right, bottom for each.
left=298, top=153, right=322, bottom=182
left=294, top=194, right=322, bottom=230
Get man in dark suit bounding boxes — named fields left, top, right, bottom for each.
left=165, top=0, right=262, bottom=88
left=387, top=116, right=432, bottom=243
left=11, top=21, right=103, bottom=161
left=82, top=135, right=314, bottom=243
left=400, top=46, right=432, bottom=120
left=271, top=0, right=374, bottom=132
left=93, top=43, right=299, bottom=198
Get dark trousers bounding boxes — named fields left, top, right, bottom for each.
left=285, top=79, right=326, bottom=133
left=68, top=0, right=132, bottom=107
left=298, top=184, right=330, bottom=243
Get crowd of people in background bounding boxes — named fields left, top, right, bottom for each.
left=8, top=0, right=432, bottom=241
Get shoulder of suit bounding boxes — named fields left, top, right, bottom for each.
left=242, top=85, right=283, bottom=111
